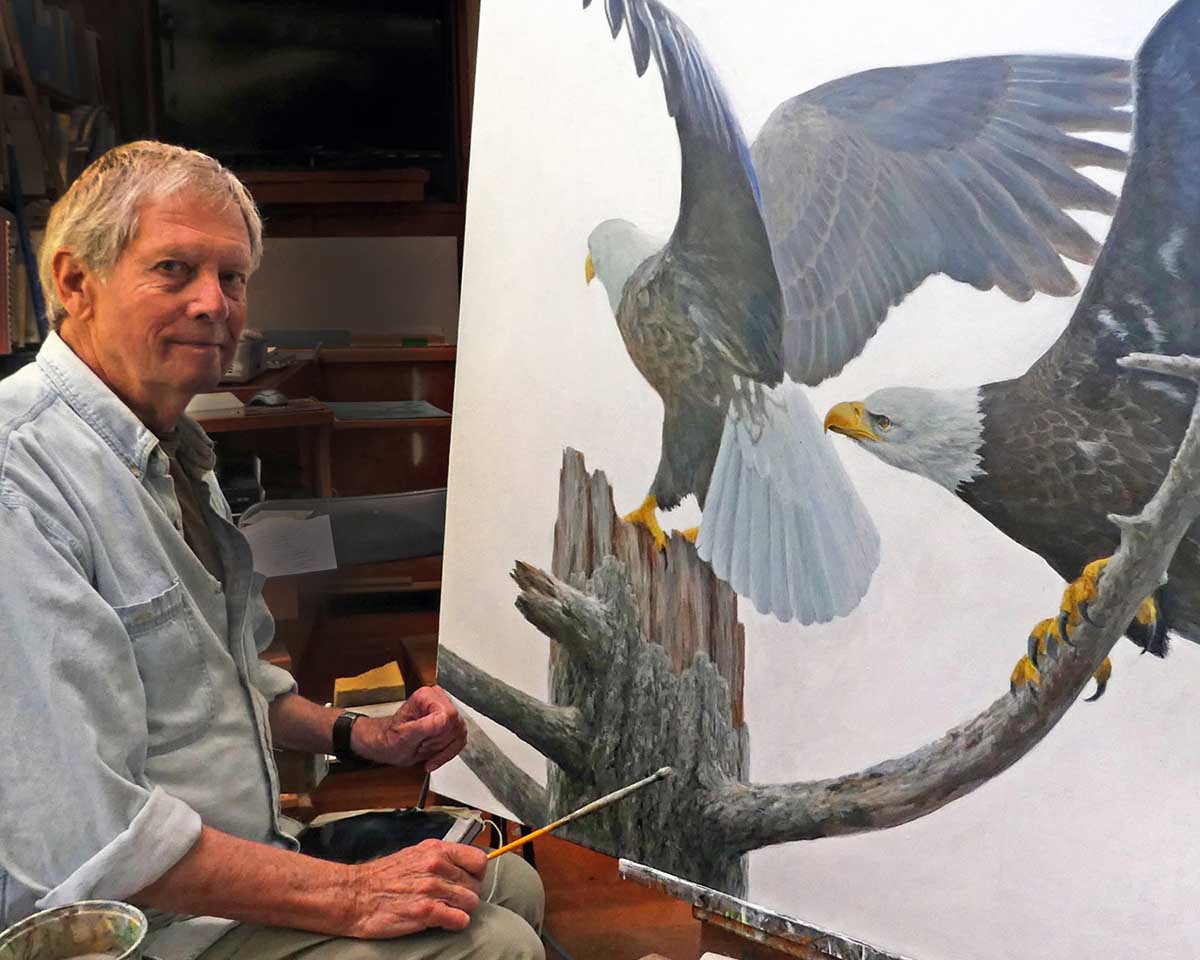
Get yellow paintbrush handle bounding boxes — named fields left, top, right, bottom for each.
left=483, top=766, right=672, bottom=860
left=486, top=823, right=556, bottom=860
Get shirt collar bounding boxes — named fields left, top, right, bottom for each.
left=173, top=414, right=218, bottom=476
left=36, top=332, right=216, bottom=478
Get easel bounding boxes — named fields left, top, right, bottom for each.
left=620, top=860, right=910, bottom=960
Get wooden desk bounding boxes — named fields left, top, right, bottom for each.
left=194, top=398, right=335, bottom=498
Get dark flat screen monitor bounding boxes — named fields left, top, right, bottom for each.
left=158, top=0, right=458, bottom=193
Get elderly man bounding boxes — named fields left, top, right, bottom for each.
left=0, top=141, right=543, bottom=960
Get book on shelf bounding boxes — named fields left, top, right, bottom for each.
left=12, top=0, right=89, bottom=100
left=4, top=94, right=46, bottom=196
left=8, top=225, right=42, bottom=350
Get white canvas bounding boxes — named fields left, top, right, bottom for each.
left=434, top=2, right=1200, bottom=957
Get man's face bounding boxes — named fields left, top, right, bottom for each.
left=66, top=191, right=252, bottom=429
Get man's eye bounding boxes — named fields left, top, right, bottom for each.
left=156, top=260, right=188, bottom=276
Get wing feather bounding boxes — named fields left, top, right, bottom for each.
left=698, top=384, right=881, bottom=623
left=970, top=143, right=1101, bottom=262
left=588, top=0, right=783, bottom=385
left=1027, top=0, right=1200, bottom=389
left=754, top=54, right=1133, bottom=385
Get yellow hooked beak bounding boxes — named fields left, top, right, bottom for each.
left=584, top=252, right=596, bottom=284
left=823, top=401, right=880, bottom=442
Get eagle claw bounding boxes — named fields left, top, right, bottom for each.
left=1012, top=557, right=1154, bottom=703
left=622, top=495, right=668, bottom=551
left=1010, top=654, right=1041, bottom=695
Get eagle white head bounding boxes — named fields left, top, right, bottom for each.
left=585, top=218, right=663, bottom=315
left=824, top=386, right=987, bottom=493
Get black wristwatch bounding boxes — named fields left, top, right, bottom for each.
left=332, top=711, right=367, bottom=765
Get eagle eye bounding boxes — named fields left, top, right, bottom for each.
left=875, top=414, right=892, bottom=431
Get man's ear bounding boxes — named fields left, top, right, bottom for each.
left=51, top=249, right=96, bottom=324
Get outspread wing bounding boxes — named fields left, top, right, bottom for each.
left=754, top=55, right=1133, bottom=385
left=587, top=0, right=782, bottom=383
left=987, top=0, right=1200, bottom=640
left=1030, top=5, right=1200, bottom=384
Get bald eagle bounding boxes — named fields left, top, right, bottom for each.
left=582, top=0, right=1131, bottom=623
left=825, top=0, right=1200, bottom=658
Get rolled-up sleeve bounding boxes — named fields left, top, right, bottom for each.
left=0, top=499, right=202, bottom=911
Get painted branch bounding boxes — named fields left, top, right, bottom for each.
left=707, top=354, right=1200, bottom=853
left=438, top=646, right=589, bottom=777
left=454, top=710, right=549, bottom=827
left=511, top=561, right=608, bottom=672
left=532, top=553, right=749, bottom=893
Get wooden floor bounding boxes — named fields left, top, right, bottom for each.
left=312, top=766, right=719, bottom=960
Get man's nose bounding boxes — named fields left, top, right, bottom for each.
left=188, top=269, right=230, bottom=324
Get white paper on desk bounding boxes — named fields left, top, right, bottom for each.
left=241, top=514, right=337, bottom=577
left=184, top=391, right=244, bottom=416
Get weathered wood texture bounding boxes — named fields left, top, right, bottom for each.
left=552, top=451, right=746, bottom=726
left=445, top=448, right=751, bottom=893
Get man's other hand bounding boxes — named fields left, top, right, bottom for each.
left=352, top=685, right=468, bottom=771
left=345, top=839, right=487, bottom=938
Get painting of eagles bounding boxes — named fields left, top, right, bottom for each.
left=436, top=1, right=1200, bottom=958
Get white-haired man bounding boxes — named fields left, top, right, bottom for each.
left=0, top=141, right=543, bottom=960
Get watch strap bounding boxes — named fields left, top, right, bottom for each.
left=332, top=711, right=366, bottom=765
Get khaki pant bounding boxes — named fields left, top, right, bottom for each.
left=198, top=853, right=544, bottom=960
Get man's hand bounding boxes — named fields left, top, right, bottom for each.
left=346, top=839, right=487, bottom=938
left=352, top=685, right=467, bottom=771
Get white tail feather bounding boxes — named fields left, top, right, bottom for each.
left=697, top=382, right=880, bottom=624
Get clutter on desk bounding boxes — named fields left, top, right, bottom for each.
left=221, top=328, right=266, bottom=383
left=184, top=390, right=244, bottom=417
left=326, top=400, right=449, bottom=420
left=333, top=660, right=407, bottom=708
left=240, top=512, right=337, bottom=578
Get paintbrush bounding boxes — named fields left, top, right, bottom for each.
left=486, top=766, right=673, bottom=860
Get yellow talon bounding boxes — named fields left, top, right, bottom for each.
left=1028, top=618, right=1063, bottom=668
left=622, top=495, right=667, bottom=550
left=1057, top=558, right=1108, bottom=640
left=1010, top=655, right=1041, bottom=694
left=1021, top=558, right=1128, bottom=702
left=1085, top=657, right=1113, bottom=702
left=679, top=526, right=699, bottom=543
left=1136, top=595, right=1158, bottom=627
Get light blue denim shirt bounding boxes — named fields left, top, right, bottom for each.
left=0, top=333, right=299, bottom=954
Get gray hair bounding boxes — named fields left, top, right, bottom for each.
left=39, top=140, right=263, bottom=330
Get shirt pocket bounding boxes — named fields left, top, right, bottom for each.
left=115, top=580, right=217, bottom=757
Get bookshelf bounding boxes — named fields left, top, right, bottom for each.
left=0, top=0, right=117, bottom=374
